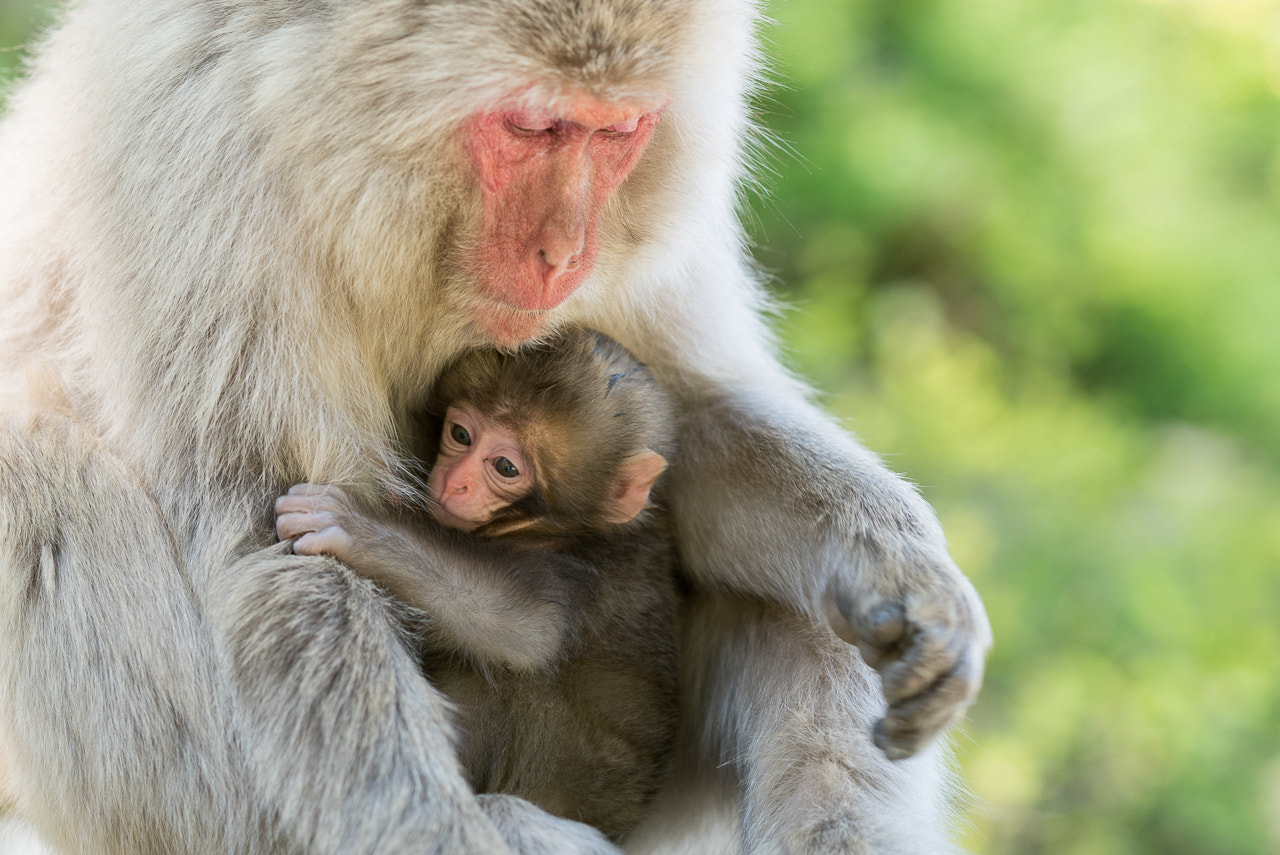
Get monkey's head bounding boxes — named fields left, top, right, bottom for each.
left=425, top=328, right=675, bottom=536
left=247, top=0, right=746, bottom=351
left=431, top=0, right=706, bottom=346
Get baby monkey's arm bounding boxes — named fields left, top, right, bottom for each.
left=275, top=484, right=593, bottom=671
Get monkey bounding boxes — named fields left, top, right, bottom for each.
left=274, top=329, right=681, bottom=841
left=0, top=1, right=992, bottom=854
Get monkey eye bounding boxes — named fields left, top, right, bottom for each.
left=449, top=423, right=472, bottom=446
left=506, top=111, right=556, bottom=134
left=491, top=457, right=520, bottom=479
left=600, top=116, right=641, bottom=135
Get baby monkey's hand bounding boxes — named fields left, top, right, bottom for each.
left=275, top=483, right=365, bottom=564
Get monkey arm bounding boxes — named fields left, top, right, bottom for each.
left=351, top=528, right=596, bottom=673
left=665, top=385, right=992, bottom=761
left=277, top=485, right=593, bottom=671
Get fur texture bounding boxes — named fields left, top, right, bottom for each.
left=277, top=331, right=683, bottom=839
left=0, top=0, right=990, bottom=853
left=425, top=329, right=677, bottom=533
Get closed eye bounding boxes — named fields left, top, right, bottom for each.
left=506, top=111, right=557, bottom=135
left=600, top=116, right=641, bottom=135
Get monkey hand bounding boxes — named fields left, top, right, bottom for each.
left=824, top=547, right=992, bottom=761
left=275, top=483, right=369, bottom=564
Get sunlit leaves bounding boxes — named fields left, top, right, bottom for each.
left=754, top=1, right=1280, bottom=852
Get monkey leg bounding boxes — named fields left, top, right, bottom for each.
left=621, top=725, right=740, bottom=855
left=208, top=545, right=527, bottom=855
left=677, top=594, right=961, bottom=855
left=0, top=413, right=260, bottom=855
left=209, top=544, right=623, bottom=855
left=0, top=815, right=54, bottom=854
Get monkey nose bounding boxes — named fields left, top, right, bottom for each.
left=539, top=245, right=582, bottom=277
left=538, top=216, right=585, bottom=267
left=537, top=248, right=585, bottom=309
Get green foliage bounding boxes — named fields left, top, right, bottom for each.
left=753, top=0, right=1280, bottom=852
left=3, top=1, right=1279, bottom=852
left=0, top=0, right=49, bottom=87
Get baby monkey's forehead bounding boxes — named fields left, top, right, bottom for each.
left=510, top=410, right=578, bottom=471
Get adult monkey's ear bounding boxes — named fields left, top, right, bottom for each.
left=603, top=450, right=668, bottom=524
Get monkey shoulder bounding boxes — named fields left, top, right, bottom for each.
left=571, top=520, right=677, bottom=597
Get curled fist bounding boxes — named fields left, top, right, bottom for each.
left=274, top=483, right=368, bottom=564
left=826, top=548, right=991, bottom=760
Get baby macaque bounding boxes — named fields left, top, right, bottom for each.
left=275, top=328, right=680, bottom=840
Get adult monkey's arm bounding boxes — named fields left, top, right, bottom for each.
left=592, top=253, right=989, bottom=852
left=670, top=386, right=991, bottom=758
left=592, top=216, right=991, bottom=763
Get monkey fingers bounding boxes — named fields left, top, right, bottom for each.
left=282, top=482, right=351, bottom=501
left=274, top=505, right=340, bottom=539
left=291, top=527, right=356, bottom=561
left=866, top=593, right=964, bottom=706
left=873, top=647, right=985, bottom=761
left=275, top=484, right=358, bottom=560
left=836, top=574, right=990, bottom=761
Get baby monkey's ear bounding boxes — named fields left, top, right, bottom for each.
left=603, top=450, right=669, bottom=525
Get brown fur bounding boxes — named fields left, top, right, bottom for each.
left=423, top=332, right=679, bottom=840
left=279, top=330, right=681, bottom=840
left=0, top=1, right=990, bottom=853
left=423, top=524, right=680, bottom=841
left=425, top=329, right=676, bottom=534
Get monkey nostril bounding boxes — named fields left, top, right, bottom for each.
left=538, top=232, right=586, bottom=274
left=530, top=240, right=587, bottom=309
left=539, top=251, right=582, bottom=287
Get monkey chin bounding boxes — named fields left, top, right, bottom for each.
left=475, top=302, right=554, bottom=348
left=429, top=505, right=483, bottom=533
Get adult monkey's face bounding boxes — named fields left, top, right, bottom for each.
left=463, top=91, right=666, bottom=344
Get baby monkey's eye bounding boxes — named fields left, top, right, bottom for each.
left=449, top=423, right=472, bottom=446
left=491, top=457, right=520, bottom=478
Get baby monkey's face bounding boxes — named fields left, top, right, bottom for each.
left=428, top=403, right=535, bottom=531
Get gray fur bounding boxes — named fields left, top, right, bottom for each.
left=0, top=0, right=990, bottom=853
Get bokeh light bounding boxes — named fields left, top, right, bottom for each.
left=3, top=1, right=1278, bottom=852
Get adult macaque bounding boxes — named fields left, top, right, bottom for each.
left=0, top=0, right=991, bottom=853
left=276, top=329, right=680, bottom=840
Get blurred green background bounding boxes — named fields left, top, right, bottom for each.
left=3, top=0, right=1278, bottom=852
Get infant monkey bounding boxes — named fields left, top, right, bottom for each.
left=276, top=328, right=680, bottom=839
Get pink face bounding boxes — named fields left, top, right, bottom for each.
left=427, top=403, right=535, bottom=531
left=465, top=93, right=665, bottom=343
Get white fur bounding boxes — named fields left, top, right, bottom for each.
left=0, top=0, right=988, bottom=852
